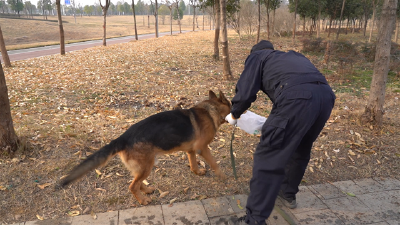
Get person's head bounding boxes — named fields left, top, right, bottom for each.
left=250, top=40, right=274, bottom=54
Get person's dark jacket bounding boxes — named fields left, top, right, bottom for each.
left=231, top=49, right=328, bottom=119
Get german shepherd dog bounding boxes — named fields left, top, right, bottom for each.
left=58, top=90, right=231, bottom=205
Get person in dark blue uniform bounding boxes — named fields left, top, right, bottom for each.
left=225, top=40, right=335, bottom=225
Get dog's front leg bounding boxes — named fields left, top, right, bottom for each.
left=187, top=150, right=206, bottom=176
left=199, top=147, right=227, bottom=180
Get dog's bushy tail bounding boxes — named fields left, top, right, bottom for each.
left=57, top=138, right=126, bottom=189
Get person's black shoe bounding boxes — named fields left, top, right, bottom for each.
left=234, top=215, right=248, bottom=225
left=278, top=190, right=298, bottom=209
left=234, top=215, right=268, bottom=225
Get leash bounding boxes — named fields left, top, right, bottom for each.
left=229, top=125, right=238, bottom=180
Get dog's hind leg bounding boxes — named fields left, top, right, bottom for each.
left=121, top=151, right=154, bottom=205
left=127, top=162, right=153, bottom=205
left=187, top=150, right=206, bottom=176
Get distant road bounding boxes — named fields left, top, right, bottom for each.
left=2, top=30, right=190, bottom=62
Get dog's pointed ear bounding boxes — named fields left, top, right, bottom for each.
left=209, top=90, right=218, bottom=101
left=218, top=91, right=230, bottom=105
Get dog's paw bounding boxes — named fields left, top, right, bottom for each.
left=138, top=196, right=152, bottom=205
left=197, top=168, right=207, bottom=176
left=141, top=185, right=155, bottom=194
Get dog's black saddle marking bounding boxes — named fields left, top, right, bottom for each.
left=119, top=110, right=194, bottom=151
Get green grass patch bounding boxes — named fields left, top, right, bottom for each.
left=334, top=69, right=372, bottom=96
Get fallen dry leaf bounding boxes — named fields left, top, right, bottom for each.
left=170, top=197, right=178, bottom=204
left=73, top=151, right=81, bottom=156
left=184, top=187, right=190, bottom=194
left=36, top=215, right=44, bottom=220
left=91, top=211, right=97, bottom=220
left=101, top=173, right=112, bottom=179
left=364, top=150, right=376, bottom=155
left=190, top=193, right=198, bottom=200
left=68, top=210, right=80, bottom=217
left=159, top=191, right=169, bottom=198
left=237, top=199, right=243, bottom=209
left=95, top=169, right=102, bottom=175
left=38, top=183, right=52, bottom=189
left=348, top=150, right=356, bottom=156
left=198, top=195, right=207, bottom=200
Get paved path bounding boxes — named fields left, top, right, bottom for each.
left=9, top=177, right=399, bottom=225
left=1, top=30, right=190, bottom=62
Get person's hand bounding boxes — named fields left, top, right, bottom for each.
left=225, top=113, right=237, bottom=125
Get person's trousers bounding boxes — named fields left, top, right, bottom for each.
left=245, top=82, right=335, bottom=224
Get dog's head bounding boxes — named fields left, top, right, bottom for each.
left=208, top=90, right=232, bottom=124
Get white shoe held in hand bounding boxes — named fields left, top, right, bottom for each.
left=236, top=110, right=267, bottom=135
left=225, top=113, right=237, bottom=125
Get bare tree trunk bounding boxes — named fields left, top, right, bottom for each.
left=175, top=0, right=182, bottom=33
left=363, top=17, right=368, bottom=36
left=210, top=8, right=213, bottom=30
left=169, top=7, right=173, bottom=35
left=292, top=0, right=298, bottom=45
left=192, top=2, right=196, bottom=31
left=220, top=0, right=232, bottom=80
left=265, top=0, right=270, bottom=39
left=257, top=0, right=261, bottom=43
left=102, top=12, right=107, bottom=46
left=362, top=0, right=398, bottom=127
left=369, top=0, right=376, bottom=42
left=0, top=25, right=11, bottom=67
left=213, top=0, right=220, bottom=60
left=395, top=18, right=399, bottom=43
left=155, top=0, right=159, bottom=38
left=328, top=17, right=333, bottom=38
left=56, top=0, right=65, bottom=55
left=303, top=16, right=306, bottom=37
left=0, top=62, right=19, bottom=156
left=132, top=0, right=138, bottom=40
left=324, top=40, right=331, bottom=68
left=148, top=14, right=150, bottom=28
left=317, top=0, right=321, bottom=38
left=272, top=9, right=275, bottom=37
left=238, top=0, right=241, bottom=39
left=336, top=0, right=346, bottom=40
left=203, top=10, right=205, bottom=30
left=100, top=0, right=110, bottom=46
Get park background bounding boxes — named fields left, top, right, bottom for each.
left=0, top=0, right=400, bottom=224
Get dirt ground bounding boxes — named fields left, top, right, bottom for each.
left=0, top=30, right=399, bottom=224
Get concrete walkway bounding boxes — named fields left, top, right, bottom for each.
left=9, top=177, right=400, bottom=225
